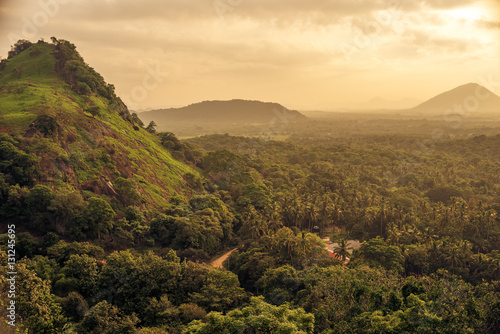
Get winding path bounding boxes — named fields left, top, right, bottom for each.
left=210, top=247, right=239, bottom=268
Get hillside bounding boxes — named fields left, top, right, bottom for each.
left=0, top=39, right=196, bottom=211
left=411, top=83, right=500, bottom=115
left=138, top=99, right=306, bottom=131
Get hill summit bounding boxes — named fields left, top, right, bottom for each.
left=411, top=83, right=500, bottom=115
left=0, top=39, right=196, bottom=210
left=138, top=99, right=306, bottom=130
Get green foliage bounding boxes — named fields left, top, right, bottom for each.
left=350, top=237, right=405, bottom=273
left=86, top=105, right=101, bottom=117
left=146, top=120, right=157, bottom=133
left=114, top=177, right=141, bottom=205
left=189, top=269, right=248, bottom=312
left=61, top=292, right=89, bottom=322
left=0, top=134, right=39, bottom=186
left=53, top=39, right=120, bottom=103
left=21, top=255, right=59, bottom=282
left=8, top=39, right=33, bottom=59
left=48, top=189, right=85, bottom=234
left=425, top=186, right=463, bottom=204
left=228, top=228, right=332, bottom=291
left=256, top=265, right=303, bottom=305
left=14, top=263, right=67, bottom=333
left=1, top=39, right=198, bottom=220
left=77, top=301, right=138, bottom=334
left=47, top=241, right=105, bottom=264
left=149, top=196, right=235, bottom=254
left=59, top=254, right=98, bottom=297
left=83, top=197, right=116, bottom=239
left=131, top=112, right=144, bottom=127
left=25, top=184, right=54, bottom=230
left=159, top=131, right=182, bottom=150
left=238, top=183, right=271, bottom=210
left=95, top=250, right=182, bottom=318
left=185, top=296, right=314, bottom=334
left=201, top=149, right=249, bottom=188
left=32, top=114, right=59, bottom=135
left=15, top=232, right=39, bottom=259
left=143, top=294, right=179, bottom=326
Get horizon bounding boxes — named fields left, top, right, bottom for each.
left=135, top=81, right=499, bottom=113
left=1, top=0, right=499, bottom=110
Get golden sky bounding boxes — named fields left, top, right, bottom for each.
left=1, top=0, right=499, bottom=110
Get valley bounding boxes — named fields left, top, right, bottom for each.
left=0, top=39, right=499, bottom=334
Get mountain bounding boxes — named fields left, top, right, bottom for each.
left=411, top=83, right=500, bottom=115
left=0, top=39, right=195, bottom=210
left=138, top=100, right=306, bottom=130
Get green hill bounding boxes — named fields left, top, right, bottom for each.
left=0, top=39, right=196, bottom=211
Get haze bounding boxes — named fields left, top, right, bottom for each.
left=1, top=0, right=499, bottom=110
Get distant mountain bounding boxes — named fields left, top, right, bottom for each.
left=138, top=100, right=306, bottom=129
left=411, top=83, right=500, bottom=115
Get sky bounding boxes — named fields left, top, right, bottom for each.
left=0, top=0, right=499, bottom=111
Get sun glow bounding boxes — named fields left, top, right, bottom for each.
left=446, top=6, right=489, bottom=21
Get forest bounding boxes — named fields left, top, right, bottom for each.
left=2, top=122, right=500, bottom=333
left=0, top=40, right=500, bottom=333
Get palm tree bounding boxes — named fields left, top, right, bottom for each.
left=304, top=203, right=319, bottom=232
left=445, top=246, right=461, bottom=275
left=386, top=223, right=402, bottom=246
left=334, top=239, right=352, bottom=262
left=277, top=228, right=297, bottom=265
left=266, top=203, right=283, bottom=233
left=297, top=231, right=314, bottom=266
left=488, top=257, right=500, bottom=280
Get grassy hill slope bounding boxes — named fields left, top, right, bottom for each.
left=0, top=40, right=196, bottom=210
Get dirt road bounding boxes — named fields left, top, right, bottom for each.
left=210, top=247, right=239, bottom=268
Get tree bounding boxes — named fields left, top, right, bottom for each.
left=484, top=302, right=500, bottom=334
left=189, top=269, right=248, bottom=312
left=238, top=183, right=272, bottom=210
left=143, top=294, right=179, bottom=327
left=8, top=39, right=33, bottom=58
left=158, top=131, right=182, bottom=150
left=334, top=239, right=352, bottom=262
left=131, top=113, right=144, bottom=127
left=146, top=121, right=157, bottom=133
left=350, top=237, right=405, bottom=273
left=60, top=254, right=98, bottom=297
left=114, top=177, right=141, bottom=205
left=84, top=197, right=115, bottom=239
left=95, top=250, right=182, bottom=318
left=25, top=185, right=54, bottom=230
left=48, top=189, right=85, bottom=234
left=61, top=292, right=89, bottom=322
left=425, top=187, right=462, bottom=204
left=184, top=296, right=314, bottom=334
left=77, top=81, right=92, bottom=95
left=256, top=265, right=303, bottom=305
left=14, top=263, right=67, bottom=333
left=86, top=106, right=100, bottom=117
left=0, top=136, right=39, bottom=186
left=77, top=301, right=138, bottom=334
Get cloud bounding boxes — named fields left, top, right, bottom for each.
left=477, top=20, right=500, bottom=29
left=421, top=0, right=478, bottom=9
left=0, top=0, right=498, bottom=110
